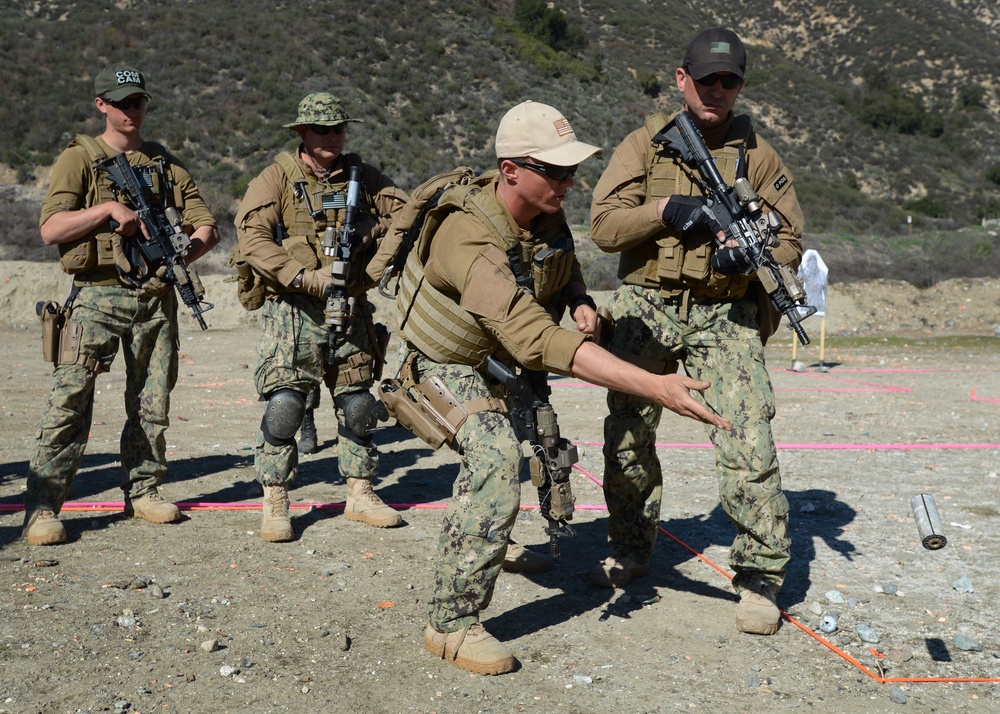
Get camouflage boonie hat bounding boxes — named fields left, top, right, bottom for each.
left=283, top=92, right=363, bottom=128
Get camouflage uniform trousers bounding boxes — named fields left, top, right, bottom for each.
left=26, top=285, right=179, bottom=513
left=411, top=353, right=523, bottom=633
left=602, top=284, right=790, bottom=594
left=253, top=293, right=380, bottom=487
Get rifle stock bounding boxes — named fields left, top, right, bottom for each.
left=98, top=153, right=212, bottom=329
left=659, top=111, right=815, bottom=344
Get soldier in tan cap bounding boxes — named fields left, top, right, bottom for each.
left=389, top=100, right=731, bottom=675
left=589, top=28, right=804, bottom=636
left=235, top=92, right=408, bottom=542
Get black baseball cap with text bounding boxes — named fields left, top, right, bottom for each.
left=682, top=28, right=746, bottom=80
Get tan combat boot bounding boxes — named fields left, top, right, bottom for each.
left=502, top=541, right=552, bottom=573
left=261, top=484, right=294, bottom=542
left=588, top=556, right=650, bottom=588
left=423, top=623, right=516, bottom=675
left=125, top=491, right=182, bottom=523
left=344, top=478, right=403, bottom=528
left=736, top=586, right=782, bottom=635
left=22, top=509, right=67, bottom=546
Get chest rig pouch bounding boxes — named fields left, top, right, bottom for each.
left=398, top=182, right=575, bottom=366
left=644, top=113, right=752, bottom=299
left=276, top=152, right=379, bottom=292
left=57, top=135, right=177, bottom=276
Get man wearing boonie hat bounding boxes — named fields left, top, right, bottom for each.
left=234, top=92, right=408, bottom=543
left=22, top=62, right=219, bottom=545
left=388, top=100, right=732, bottom=675
left=589, top=28, right=804, bottom=637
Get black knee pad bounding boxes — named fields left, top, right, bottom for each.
left=262, top=388, right=306, bottom=446
left=335, top=391, right=378, bottom=445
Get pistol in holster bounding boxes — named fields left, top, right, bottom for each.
left=37, top=300, right=83, bottom=366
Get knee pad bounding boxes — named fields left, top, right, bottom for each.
left=261, top=388, right=306, bottom=446
left=335, top=390, right=379, bottom=445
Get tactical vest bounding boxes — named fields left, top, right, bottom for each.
left=397, top=180, right=577, bottom=366
left=57, top=135, right=178, bottom=276
left=273, top=151, right=380, bottom=296
left=619, top=112, right=753, bottom=300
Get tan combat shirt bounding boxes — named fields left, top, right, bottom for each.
left=422, top=179, right=587, bottom=375
left=591, top=112, right=803, bottom=274
left=41, top=137, right=216, bottom=246
left=236, top=150, right=407, bottom=292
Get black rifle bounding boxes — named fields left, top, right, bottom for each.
left=319, top=165, right=362, bottom=361
left=486, top=356, right=577, bottom=557
left=98, top=153, right=213, bottom=329
left=658, top=111, right=815, bottom=344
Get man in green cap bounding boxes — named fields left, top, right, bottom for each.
left=235, top=92, right=409, bottom=542
left=22, top=62, right=219, bottom=545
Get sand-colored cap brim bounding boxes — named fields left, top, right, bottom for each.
left=529, top=140, right=603, bottom=166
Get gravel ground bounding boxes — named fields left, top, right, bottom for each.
left=0, top=262, right=998, bottom=714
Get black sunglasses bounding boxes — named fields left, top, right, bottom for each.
left=692, top=73, right=742, bottom=90
left=308, top=124, right=347, bottom=136
left=102, top=96, right=148, bottom=111
left=509, top=158, right=578, bottom=181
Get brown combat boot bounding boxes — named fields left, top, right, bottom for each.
left=423, top=623, right=516, bottom=675
left=588, top=556, right=650, bottom=588
left=22, top=509, right=67, bottom=546
left=298, top=409, right=318, bottom=454
left=261, top=485, right=294, bottom=542
left=502, top=541, right=552, bottom=573
left=736, top=585, right=782, bottom=635
left=344, top=478, right=403, bottom=528
left=125, top=491, right=182, bottom=524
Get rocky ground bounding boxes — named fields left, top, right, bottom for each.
left=0, top=261, right=998, bottom=714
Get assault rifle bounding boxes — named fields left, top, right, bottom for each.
left=98, top=153, right=212, bottom=329
left=658, top=111, right=815, bottom=344
left=486, top=356, right=577, bottom=557
left=320, top=165, right=362, bottom=361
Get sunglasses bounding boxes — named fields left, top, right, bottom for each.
left=308, top=124, right=347, bottom=136
left=102, top=96, right=148, bottom=111
left=509, top=158, right=578, bottom=181
left=692, top=73, right=742, bottom=90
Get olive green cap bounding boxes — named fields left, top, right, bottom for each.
left=283, top=92, right=363, bottom=128
left=94, top=63, right=150, bottom=101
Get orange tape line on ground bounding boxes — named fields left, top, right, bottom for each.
left=573, top=462, right=1000, bottom=685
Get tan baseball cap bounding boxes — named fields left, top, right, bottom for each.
left=495, top=100, right=602, bottom=166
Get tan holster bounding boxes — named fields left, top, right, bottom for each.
left=377, top=352, right=506, bottom=450
left=37, top=300, right=100, bottom=372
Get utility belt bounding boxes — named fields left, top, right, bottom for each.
left=376, top=349, right=507, bottom=450
left=72, top=270, right=128, bottom=288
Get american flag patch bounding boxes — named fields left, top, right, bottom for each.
left=553, top=118, right=573, bottom=136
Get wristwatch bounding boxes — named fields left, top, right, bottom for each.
left=291, top=270, right=304, bottom=289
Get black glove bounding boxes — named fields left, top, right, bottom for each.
left=660, top=196, right=721, bottom=236
left=711, top=245, right=753, bottom=275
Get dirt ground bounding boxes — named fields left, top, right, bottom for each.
left=0, top=260, right=998, bottom=714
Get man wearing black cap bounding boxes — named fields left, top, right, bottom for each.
left=588, top=28, right=804, bottom=636
left=22, top=62, right=219, bottom=545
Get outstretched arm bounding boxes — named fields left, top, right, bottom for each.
left=568, top=340, right=731, bottom=430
